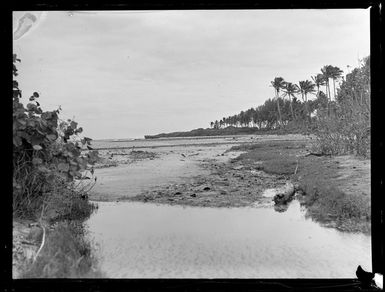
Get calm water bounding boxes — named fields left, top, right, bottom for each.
left=92, top=134, right=304, bottom=150
left=86, top=200, right=371, bottom=278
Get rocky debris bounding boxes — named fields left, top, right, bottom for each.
left=274, top=204, right=290, bottom=213
left=95, top=149, right=159, bottom=168
left=273, top=182, right=295, bottom=206
left=129, top=158, right=290, bottom=208
left=232, top=165, right=244, bottom=170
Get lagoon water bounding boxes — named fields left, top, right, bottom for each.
left=86, top=200, right=371, bottom=278
left=87, top=135, right=371, bottom=278
left=92, top=134, right=305, bottom=150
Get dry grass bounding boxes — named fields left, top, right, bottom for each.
left=20, top=221, right=103, bottom=278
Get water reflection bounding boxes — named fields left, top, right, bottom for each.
left=86, top=201, right=371, bottom=278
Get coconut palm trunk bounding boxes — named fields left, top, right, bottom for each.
left=275, top=90, right=282, bottom=126
left=304, top=93, right=310, bottom=121
left=325, top=80, right=330, bottom=116
left=271, top=77, right=285, bottom=128
left=289, top=97, right=295, bottom=120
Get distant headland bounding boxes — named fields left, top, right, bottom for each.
left=144, top=126, right=305, bottom=139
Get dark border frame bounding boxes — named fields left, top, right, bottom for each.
left=3, top=1, right=384, bottom=291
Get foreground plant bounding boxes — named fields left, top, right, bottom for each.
left=13, top=55, right=102, bottom=278
left=13, top=54, right=99, bottom=218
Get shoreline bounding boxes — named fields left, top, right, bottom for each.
left=143, top=126, right=308, bottom=139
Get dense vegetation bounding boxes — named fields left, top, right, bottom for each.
left=13, top=55, right=102, bottom=277
left=144, top=126, right=298, bottom=139
left=209, top=58, right=370, bottom=157
left=147, top=58, right=370, bottom=158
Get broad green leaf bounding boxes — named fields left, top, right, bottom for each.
left=70, top=121, right=78, bottom=130
left=33, top=145, right=42, bottom=151
left=47, top=134, right=57, bottom=141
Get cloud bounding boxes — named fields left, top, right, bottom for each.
left=14, top=9, right=370, bottom=139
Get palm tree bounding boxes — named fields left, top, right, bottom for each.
left=270, top=77, right=285, bottom=127
left=298, top=80, right=316, bottom=120
left=321, top=65, right=335, bottom=116
left=321, top=65, right=334, bottom=101
left=330, top=66, right=343, bottom=99
left=282, top=82, right=299, bottom=121
left=311, top=74, right=326, bottom=97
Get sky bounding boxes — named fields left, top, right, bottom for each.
left=13, top=9, right=370, bottom=139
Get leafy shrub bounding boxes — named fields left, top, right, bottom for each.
left=13, top=55, right=99, bottom=218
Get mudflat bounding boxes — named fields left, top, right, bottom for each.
left=89, top=134, right=304, bottom=203
left=89, top=134, right=370, bottom=233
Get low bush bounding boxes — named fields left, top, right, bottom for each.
left=313, top=57, right=370, bottom=158
left=13, top=55, right=101, bottom=277
left=44, top=187, right=98, bottom=223
left=13, top=55, right=99, bottom=219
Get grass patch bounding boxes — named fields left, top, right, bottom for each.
left=21, top=221, right=103, bottom=278
left=230, top=141, right=301, bottom=175
left=262, top=158, right=297, bottom=175
left=299, top=182, right=370, bottom=233
left=229, top=141, right=307, bottom=152
left=295, top=156, right=370, bottom=233
left=44, top=188, right=98, bottom=223
left=229, top=139, right=370, bottom=233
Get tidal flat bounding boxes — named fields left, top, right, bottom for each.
left=84, top=134, right=371, bottom=278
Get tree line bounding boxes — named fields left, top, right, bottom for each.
left=210, top=64, right=344, bottom=130
left=210, top=57, right=370, bottom=157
